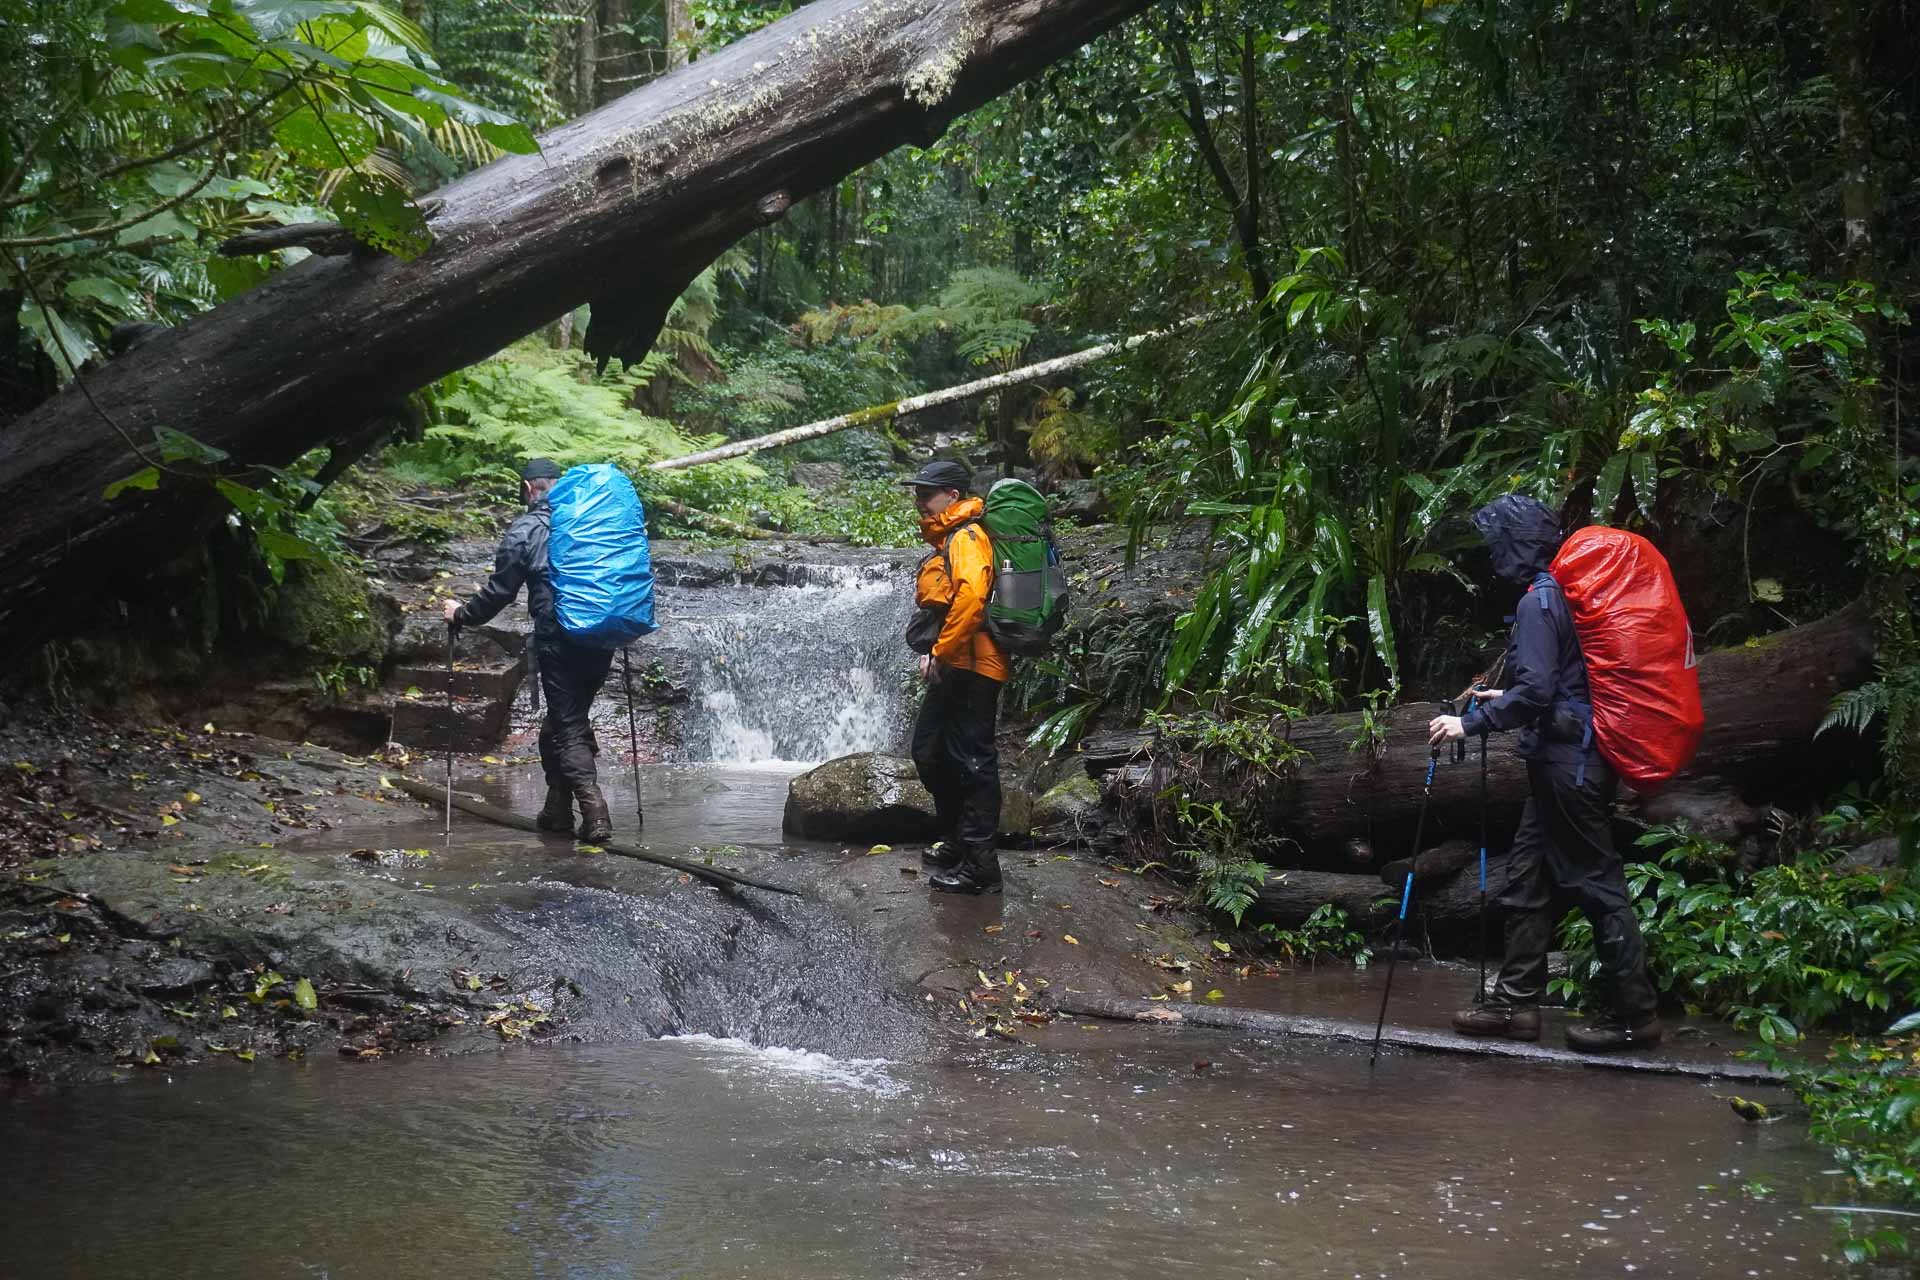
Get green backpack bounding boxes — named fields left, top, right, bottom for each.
left=979, top=478, right=1070, bottom=657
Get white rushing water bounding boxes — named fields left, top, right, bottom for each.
left=677, top=563, right=915, bottom=767
left=663, top=1032, right=907, bottom=1098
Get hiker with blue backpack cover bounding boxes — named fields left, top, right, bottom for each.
left=444, top=458, right=657, bottom=846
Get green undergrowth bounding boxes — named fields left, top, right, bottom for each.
left=1553, top=811, right=1920, bottom=1258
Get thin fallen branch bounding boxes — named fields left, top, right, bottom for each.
left=1047, top=992, right=1784, bottom=1083
left=392, top=776, right=801, bottom=897
left=648, top=313, right=1218, bottom=473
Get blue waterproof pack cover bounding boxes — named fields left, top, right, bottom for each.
left=546, top=464, right=657, bottom=647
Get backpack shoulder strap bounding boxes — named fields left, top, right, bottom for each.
left=940, top=518, right=984, bottom=585
left=1530, top=571, right=1557, bottom=611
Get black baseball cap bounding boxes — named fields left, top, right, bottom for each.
left=896, top=459, right=972, bottom=492
left=520, top=457, right=564, bottom=481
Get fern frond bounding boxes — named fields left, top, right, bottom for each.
left=1817, top=682, right=1889, bottom=739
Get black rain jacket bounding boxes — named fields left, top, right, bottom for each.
left=451, top=500, right=558, bottom=635
left=1459, top=495, right=1593, bottom=766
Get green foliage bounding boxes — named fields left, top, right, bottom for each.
left=430, top=341, right=718, bottom=472
left=1134, top=259, right=1494, bottom=712
left=1023, top=386, right=1114, bottom=482
left=3, top=0, right=534, bottom=399
left=1163, top=791, right=1271, bottom=926
left=1258, top=904, right=1371, bottom=969
left=313, top=659, right=375, bottom=699
left=677, top=475, right=917, bottom=547
left=879, top=267, right=1046, bottom=368
left=1754, top=1017, right=1920, bottom=1263
left=1552, top=823, right=1920, bottom=1043
left=1144, top=707, right=1308, bottom=924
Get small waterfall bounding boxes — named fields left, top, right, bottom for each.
left=671, top=562, right=917, bottom=766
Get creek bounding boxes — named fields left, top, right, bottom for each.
left=0, top=553, right=1854, bottom=1277
left=0, top=760, right=1846, bottom=1277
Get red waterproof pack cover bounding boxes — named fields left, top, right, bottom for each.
left=1550, top=527, right=1704, bottom=792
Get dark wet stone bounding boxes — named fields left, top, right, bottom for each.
left=136, top=957, right=217, bottom=995
left=782, top=753, right=1033, bottom=842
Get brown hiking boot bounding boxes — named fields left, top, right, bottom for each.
left=535, top=787, right=574, bottom=834
left=1451, top=1002, right=1542, bottom=1042
left=1566, top=1014, right=1662, bottom=1053
left=575, top=786, right=612, bottom=844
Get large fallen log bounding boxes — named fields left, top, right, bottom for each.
left=1105, top=601, right=1876, bottom=864
left=0, top=0, right=1156, bottom=655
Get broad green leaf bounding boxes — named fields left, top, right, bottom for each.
left=205, top=254, right=274, bottom=300
left=116, top=208, right=195, bottom=245
left=274, top=107, right=377, bottom=167
left=216, top=479, right=273, bottom=516
left=111, top=0, right=211, bottom=20
left=1591, top=451, right=1629, bottom=524
left=65, top=276, right=140, bottom=313
left=1629, top=451, right=1658, bottom=520
left=256, top=528, right=324, bottom=562
left=1887, top=1011, right=1920, bottom=1035
left=411, top=88, right=538, bottom=153
left=1365, top=572, right=1400, bottom=692
left=103, top=468, right=161, bottom=500
left=155, top=426, right=229, bottom=465
left=139, top=50, right=247, bottom=88
left=230, top=0, right=358, bottom=41
left=292, top=976, right=318, bottom=1010
left=1222, top=573, right=1303, bottom=684
left=19, top=298, right=98, bottom=380
left=330, top=173, right=431, bottom=260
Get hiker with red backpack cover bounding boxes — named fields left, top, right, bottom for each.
left=1427, top=494, right=1700, bottom=1053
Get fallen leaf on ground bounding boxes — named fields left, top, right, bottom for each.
left=1062, top=934, right=1079, bottom=945
left=867, top=844, right=892, bottom=856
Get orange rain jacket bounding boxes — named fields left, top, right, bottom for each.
left=914, top=496, right=1008, bottom=683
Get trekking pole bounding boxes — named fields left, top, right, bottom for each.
left=1474, top=696, right=1491, bottom=1003
left=444, top=623, right=458, bottom=840
left=620, top=644, right=644, bottom=830
left=1370, top=734, right=1443, bottom=1068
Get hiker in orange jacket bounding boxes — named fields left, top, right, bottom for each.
left=900, top=459, right=1006, bottom=894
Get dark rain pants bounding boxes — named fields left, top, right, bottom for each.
left=910, top=666, right=1002, bottom=857
left=1491, top=754, right=1659, bottom=1024
left=535, top=632, right=614, bottom=800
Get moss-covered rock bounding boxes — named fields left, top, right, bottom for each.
left=1032, top=773, right=1102, bottom=830
left=270, top=559, right=392, bottom=666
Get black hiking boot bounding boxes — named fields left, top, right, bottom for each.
left=929, top=850, right=1002, bottom=896
left=535, top=787, right=574, bottom=834
left=1451, top=1001, right=1541, bottom=1042
left=921, top=841, right=963, bottom=871
left=575, top=786, right=612, bottom=844
left=1566, top=1013, right=1661, bottom=1054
